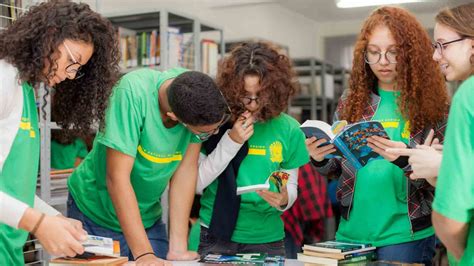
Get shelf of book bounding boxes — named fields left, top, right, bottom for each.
left=107, top=9, right=224, bottom=76
left=291, top=57, right=335, bottom=123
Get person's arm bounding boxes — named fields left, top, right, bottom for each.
left=166, top=143, right=201, bottom=261
left=196, top=130, right=243, bottom=194
left=196, top=113, right=253, bottom=194
left=0, top=191, right=86, bottom=257
left=432, top=210, right=469, bottom=260
left=34, top=195, right=60, bottom=216
left=105, top=148, right=166, bottom=264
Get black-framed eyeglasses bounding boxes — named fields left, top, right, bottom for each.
left=183, top=93, right=233, bottom=141
left=364, top=49, right=398, bottom=65
left=63, top=42, right=85, bottom=79
left=241, top=96, right=259, bottom=105
left=432, top=38, right=465, bottom=57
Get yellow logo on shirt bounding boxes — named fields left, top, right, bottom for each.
left=19, top=118, right=36, bottom=138
left=269, top=141, right=283, bottom=163
left=402, top=121, right=410, bottom=140
left=137, top=145, right=182, bottom=164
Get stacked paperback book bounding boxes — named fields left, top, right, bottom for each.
left=297, top=241, right=376, bottom=265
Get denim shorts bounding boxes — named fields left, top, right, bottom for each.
left=376, top=235, right=436, bottom=266
left=66, top=193, right=169, bottom=260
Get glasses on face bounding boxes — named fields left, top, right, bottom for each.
left=241, top=96, right=259, bottom=105
left=183, top=93, right=233, bottom=141
left=432, top=38, right=465, bottom=57
left=63, top=42, right=85, bottom=79
left=184, top=109, right=232, bottom=141
left=364, top=49, right=398, bottom=65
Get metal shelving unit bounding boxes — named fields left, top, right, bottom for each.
left=107, top=9, right=225, bottom=72
left=332, top=67, right=351, bottom=119
left=291, top=57, right=335, bottom=123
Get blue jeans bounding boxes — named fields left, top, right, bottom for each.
left=198, top=226, right=285, bottom=257
left=67, top=194, right=169, bottom=260
left=284, top=230, right=302, bottom=259
left=376, top=235, right=436, bottom=266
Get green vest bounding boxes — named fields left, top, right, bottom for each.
left=0, top=83, right=40, bottom=264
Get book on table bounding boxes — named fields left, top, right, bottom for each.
left=297, top=251, right=376, bottom=265
left=303, top=240, right=374, bottom=254
left=199, top=253, right=284, bottom=265
left=297, top=240, right=376, bottom=265
left=300, top=119, right=389, bottom=169
left=50, top=235, right=124, bottom=265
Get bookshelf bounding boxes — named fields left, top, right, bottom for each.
left=291, top=57, right=335, bottom=123
left=107, top=9, right=225, bottom=76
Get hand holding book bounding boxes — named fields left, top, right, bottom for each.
left=305, top=137, right=337, bottom=162
left=301, top=120, right=390, bottom=169
left=367, top=135, right=407, bottom=162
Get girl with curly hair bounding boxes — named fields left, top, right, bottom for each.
left=0, top=0, right=120, bottom=263
left=195, top=42, right=309, bottom=256
left=306, top=6, right=449, bottom=264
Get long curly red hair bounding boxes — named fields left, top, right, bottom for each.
left=341, top=6, right=449, bottom=132
left=216, top=42, right=299, bottom=121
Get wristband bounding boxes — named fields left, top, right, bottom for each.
left=135, top=251, right=155, bottom=261
left=31, top=213, right=46, bottom=235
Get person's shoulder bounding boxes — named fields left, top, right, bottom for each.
left=0, top=59, right=18, bottom=88
left=113, top=68, right=159, bottom=97
left=456, top=76, right=474, bottom=96
left=272, top=113, right=301, bottom=128
left=452, top=76, right=474, bottom=109
left=120, top=68, right=157, bottom=84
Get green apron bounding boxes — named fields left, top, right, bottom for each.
left=0, top=83, right=40, bottom=264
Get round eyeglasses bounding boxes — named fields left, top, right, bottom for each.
left=364, top=50, right=398, bottom=65
left=241, top=96, right=259, bottom=105
left=63, top=42, right=85, bottom=79
left=432, top=38, right=465, bottom=57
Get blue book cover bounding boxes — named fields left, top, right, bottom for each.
left=301, top=120, right=389, bottom=169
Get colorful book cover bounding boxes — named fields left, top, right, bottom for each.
left=301, top=120, right=389, bottom=169
left=200, top=253, right=284, bottom=265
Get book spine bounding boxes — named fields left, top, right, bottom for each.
left=343, top=250, right=374, bottom=259
left=339, top=252, right=376, bottom=264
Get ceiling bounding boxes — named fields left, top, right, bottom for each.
left=82, top=0, right=473, bottom=23
left=275, top=0, right=473, bottom=22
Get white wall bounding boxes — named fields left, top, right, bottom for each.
left=81, top=0, right=319, bottom=58
left=315, top=11, right=438, bottom=58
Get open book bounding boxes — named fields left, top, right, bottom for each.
left=236, top=171, right=290, bottom=195
left=301, top=120, right=389, bottom=169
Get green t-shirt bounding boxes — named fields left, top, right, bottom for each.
left=433, top=76, right=474, bottom=266
left=336, top=88, right=433, bottom=247
left=199, top=113, right=309, bottom=244
left=0, top=83, right=40, bottom=265
left=68, top=67, right=199, bottom=232
left=51, top=138, right=88, bottom=169
left=188, top=219, right=201, bottom=252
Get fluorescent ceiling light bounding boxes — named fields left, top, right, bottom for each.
left=336, top=0, right=424, bottom=8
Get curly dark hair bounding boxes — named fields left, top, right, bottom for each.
left=0, top=0, right=120, bottom=137
left=216, top=42, right=299, bottom=121
left=341, top=6, right=449, bottom=132
left=168, top=71, right=227, bottom=126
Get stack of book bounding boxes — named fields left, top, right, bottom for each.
left=297, top=240, right=376, bottom=265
